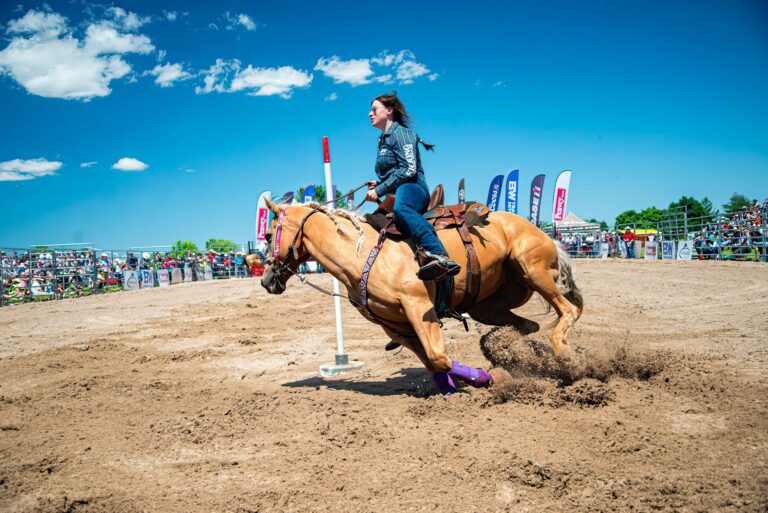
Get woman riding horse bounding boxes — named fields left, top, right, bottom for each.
left=365, top=93, right=460, bottom=282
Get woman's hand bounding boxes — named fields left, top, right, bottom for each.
left=365, top=189, right=379, bottom=202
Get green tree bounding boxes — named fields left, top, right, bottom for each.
left=615, top=209, right=640, bottom=227
left=668, top=196, right=716, bottom=220
left=205, top=238, right=237, bottom=252
left=297, top=185, right=347, bottom=208
left=721, top=193, right=752, bottom=213
left=587, top=218, right=609, bottom=231
left=172, top=240, right=200, bottom=257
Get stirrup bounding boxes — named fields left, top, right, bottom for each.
left=384, top=340, right=400, bottom=351
left=417, top=257, right=461, bottom=281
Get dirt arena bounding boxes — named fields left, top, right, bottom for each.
left=1, top=259, right=766, bottom=512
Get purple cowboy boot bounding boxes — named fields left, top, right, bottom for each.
left=448, top=360, right=492, bottom=388
left=432, top=372, right=458, bottom=396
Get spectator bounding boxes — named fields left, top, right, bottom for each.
left=622, top=226, right=635, bottom=258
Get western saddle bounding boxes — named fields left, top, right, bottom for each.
left=363, top=184, right=488, bottom=320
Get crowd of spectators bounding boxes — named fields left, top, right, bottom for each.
left=692, top=199, right=767, bottom=259
left=1, top=249, right=251, bottom=304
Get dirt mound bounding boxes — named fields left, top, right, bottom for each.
left=480, top=326, right=667, bottom=385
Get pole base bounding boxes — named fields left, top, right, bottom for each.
left=319, top=354, right=365, bottom=377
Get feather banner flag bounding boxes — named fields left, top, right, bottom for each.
left=485, top=174, right=504, bottom=212
left=529, top=174, right=545, bottom=226
left=505, top=169, right=520, bottom=214
left=551, top=170, right=572, bottom=223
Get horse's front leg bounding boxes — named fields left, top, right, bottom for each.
left=401, top=299, right=492, bottom=396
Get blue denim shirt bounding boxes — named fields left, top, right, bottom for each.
left=374, top=121, right=429, bottom=197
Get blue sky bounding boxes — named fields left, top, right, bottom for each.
left=1, top=0, right=766, bottom=249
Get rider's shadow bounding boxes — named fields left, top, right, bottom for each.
left=282, top=367, right=437, bottom=397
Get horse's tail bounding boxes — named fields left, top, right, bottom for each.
left=555, top=241, right=584, bottom=315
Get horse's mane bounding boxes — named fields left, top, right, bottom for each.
left=299, top=202, right=368, bottom=256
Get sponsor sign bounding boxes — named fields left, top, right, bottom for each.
left=255, top=190, right=272, bottom=242
left=600, top=243, right=609, bottom=259
left=184, top=264, right=192, bottom=282
left=505, top=169, right=519, bottom=214
left=157, top=269, right=170, bottom=287
left=551, top=170, right=572, bottom=222
left=677, top=240, right=693, bottom=260
left=302, top=185, right=315, bottom=204
left=529, top=174, right=545, bottom=226
left=171, top=268, right=183, bottom=284
left=662, top=241, right=675, bottom=260
left=123, top=270, right=139, bottom=291
left=347, top=191, right=355, bottom=210
left=204, top=266, right=213, bottom=281
left=644, top=242, right=658, bottom=260
left=634, top=241, right=643, bottom=259
left=141, top=270, right=154, bottom=288
left=486, top=174, right=504, bottom=212
left=458, top=178, right=465, bottom=204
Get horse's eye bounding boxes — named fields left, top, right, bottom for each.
left=265, top=233, right=272, bottom=243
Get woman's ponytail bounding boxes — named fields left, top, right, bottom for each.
left=418, top=138, right=435, bottom=152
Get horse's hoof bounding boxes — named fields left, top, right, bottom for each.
left=488, top=368, right=513, bottom=388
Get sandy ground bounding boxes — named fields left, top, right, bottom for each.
left=0, top=259, right=767, bottom=512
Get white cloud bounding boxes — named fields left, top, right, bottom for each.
left=396, top=60, right=429, bottom=84
left=164, top=11, right=177, bottom=22
left=83, top=23, right=153, bottom=55
left=0, top=9, right=155, bottom=101
left=7, top=10, right=66, bottom=37
left=108, top=7, right=149, bottom=31
left=314, top=56, right=373, bottom=86
left=222, top=11, right=257, bottom=31
left=148, top=62, right=192, bottom=87
left=111, top=157, right=148, bottom=172
left=196, top=59, right=312, bottom=99
left=315, top=50, right=435, bottom=86
left=157, top=49, right=166, bottom=62
left=80, top=161, right=97, bottom=168
left=324, top=92, right=338, bottom=102
left=0, top=157, right=62, bottom=181
left=237, top=14, right=256, bottom=31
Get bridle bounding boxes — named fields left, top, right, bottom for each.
left=264, top=181, right=371, bottom=286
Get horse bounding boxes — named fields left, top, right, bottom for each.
left=260, top=197, right=584, bottom=396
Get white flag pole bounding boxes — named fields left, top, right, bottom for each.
left=319, top=136, right=364, bottom=376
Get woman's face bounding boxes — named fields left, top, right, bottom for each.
left=369, top=100, right=392, bottom=130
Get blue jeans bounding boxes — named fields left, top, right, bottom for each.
left=393, top=182, right=447, bottom=256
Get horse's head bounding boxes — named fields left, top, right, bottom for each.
left=260, top=198, right=312, bottom=295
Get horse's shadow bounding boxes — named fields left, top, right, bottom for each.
left=282, top=367, right=436, bottom=397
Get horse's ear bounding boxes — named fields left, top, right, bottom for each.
left=265, top=197, right=281, bottom=214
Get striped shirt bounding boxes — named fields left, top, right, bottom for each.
left=374, top=121, right=428, bottom=197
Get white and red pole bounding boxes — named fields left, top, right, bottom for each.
left=322, top=136, right=348, bottom=366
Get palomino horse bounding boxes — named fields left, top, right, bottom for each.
left=260, top=198, right=583, bottom=395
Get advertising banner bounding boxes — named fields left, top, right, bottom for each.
left=529, top=174, right=545, bottom=226
left=600, top=243, right=609, bottom=259
left=634, top=241, right=643, bottom=259
left=255, top=190, right=273, bottom=243
left=157, top=269, right=170, bottom=287
left=551, top=170, right=572, bottom=222
left=505, top=169, right=520, bottom=214
left=458, top=178, right=465, bottom=204
left=171, top=268, right=183, bottom=284
left=302, top=185, right=315, bottom=203
left=204, top=265, right=213, bottom=281
left=123, top=270, right=139, bottom=291
left=644, top=242, right=658, bottom=260
left=184, top=264, right=192, bottom=282
left=140, top=270, right=154, bottom=288
left=486, top=174, right=504, bottom=212
left=279, top=191, right=294, bottom=205
left=662, top=241, right=676, bottom=260
left=677, top=240, right=693, bottom=260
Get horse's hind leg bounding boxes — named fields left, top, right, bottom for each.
left=524, top=266, right=581, bottom=358
left=468, top=285, right=539, bottom=334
